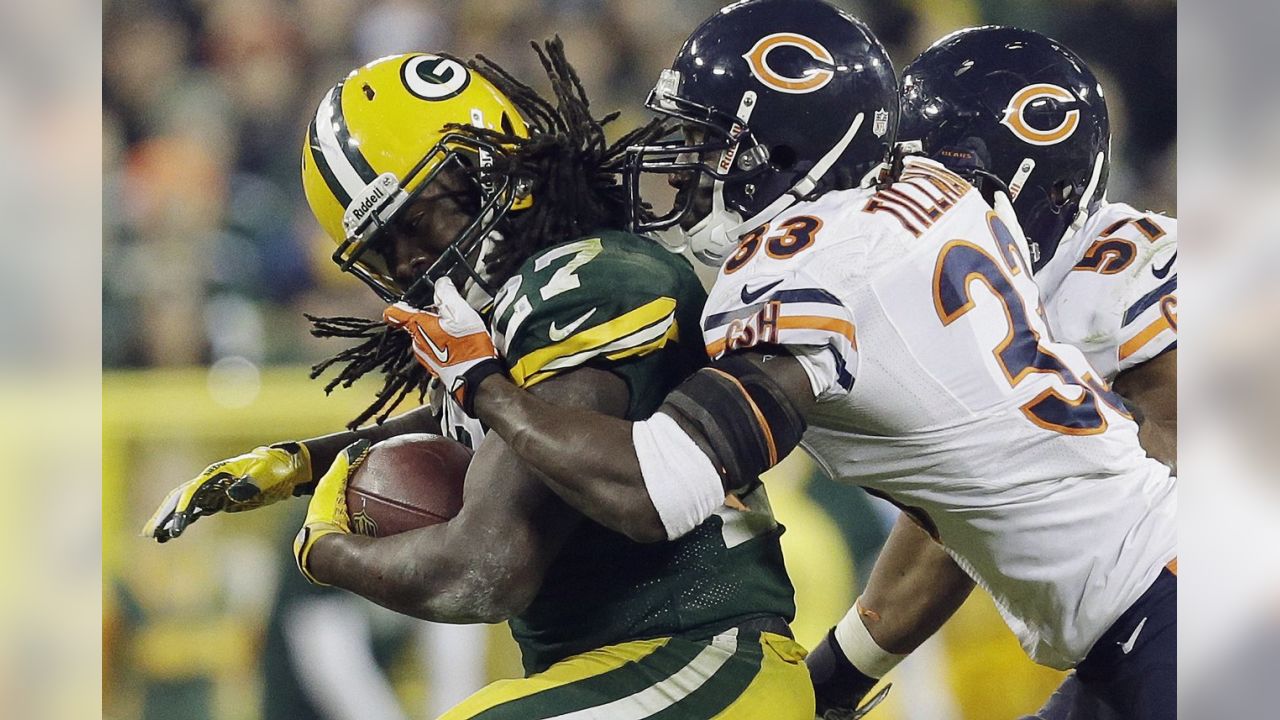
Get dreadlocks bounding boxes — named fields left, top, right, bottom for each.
left=309, top=38, right=670, bottom=429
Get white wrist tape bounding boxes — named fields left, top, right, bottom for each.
left=834, top=599, right=909, bottom=678
left=632, top=411, right=726, bottom=541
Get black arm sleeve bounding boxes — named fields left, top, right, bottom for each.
left=658, top=352, right=807, bottom=495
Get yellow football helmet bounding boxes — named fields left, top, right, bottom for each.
left=301, top=53, right=532, bottom=301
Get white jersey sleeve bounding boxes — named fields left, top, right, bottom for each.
left=1037, top=203, right=1177, bottom=379
left=701, top=224, right=860, bottom=401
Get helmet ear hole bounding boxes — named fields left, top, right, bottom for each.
left=770, top=145, right=797, bottom=171
left=1051, top=179, right=1076, bottom=206
left=500, top=112, right=515, bottom=136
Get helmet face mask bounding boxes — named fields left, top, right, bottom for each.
left=623, top=70, right=776, bottom=265
left=331, top=134, right=522, bottom=303
left=302, top=53, right=532, bottom=304
left=622, top=0, right=899, bottom=265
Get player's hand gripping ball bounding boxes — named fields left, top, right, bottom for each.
left=143, top=442, right=313, bottom=542
left=294, top=439, right=370, bottom=585
left=383, top=278, right=505, bottom=416
left=345, top=433, right=470, bottom=537
left=293, top=434, right=470, bottom=584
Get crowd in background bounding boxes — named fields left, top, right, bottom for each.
left=103, top=0, right=1176, bottom=370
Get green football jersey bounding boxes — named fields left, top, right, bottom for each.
left=490, top=231, right=703, bottom=416
left=475, top=231, right=797, bottom=674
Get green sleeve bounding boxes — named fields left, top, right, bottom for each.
left=489, top=231, right=708, bottom=418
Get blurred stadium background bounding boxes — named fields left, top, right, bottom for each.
left=102, top=1, right=1175, bottom=718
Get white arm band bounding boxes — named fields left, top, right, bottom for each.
left=632, top=411, right=726, bottom=541
left=834, top=598, right=909, bottom=678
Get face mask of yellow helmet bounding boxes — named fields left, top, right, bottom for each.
left=301, top=53, right=533, bottom=305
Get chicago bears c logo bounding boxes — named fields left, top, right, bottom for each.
left=401, top=55, right=470, bottom=101
left=743, top=33, right=835, bottom=94
left=1000, top=83, right=1080, bottom=146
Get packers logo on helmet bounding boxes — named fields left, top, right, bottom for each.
left=402, top=55, right=471, bottom=100
left=301, top=53, right=532, bottom=301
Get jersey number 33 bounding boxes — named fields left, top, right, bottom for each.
left=933, top=212, right=1129, bottom=435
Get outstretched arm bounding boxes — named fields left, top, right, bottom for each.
left=302, top=405, right=442, bottom=481
left=144, top=405, right=442, bottom=542
left=384, top=278, right=823, bottom=544
left=470, top=371, right=654, bottom=541
left=808, top=514, right=976, bottom=715
left=301, top=368, right=627, bottom=623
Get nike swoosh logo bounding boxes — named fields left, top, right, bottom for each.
left=415, top=327, right=450, bottom=363
left=1151, top=252, right=1176, bottom=279
left=548, top=308, right=598, bottom=342
left=740, top=279, right=783, bottom=304
left=1118, top=616, right=1147, bottom=654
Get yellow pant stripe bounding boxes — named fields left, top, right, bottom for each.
left=441, top=632, right=814, bottom=720
left=439, top=638, right=670, bottom=719
left=710, top=633, right=813, bottom=720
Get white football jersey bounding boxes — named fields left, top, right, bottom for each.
left=1034, top=202, right=1178, bottom=380
left=699, top=158, right=1176, bottom=669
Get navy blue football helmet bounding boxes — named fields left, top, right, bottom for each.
left=898, top=26, right=1109, bottom=271
left=625, top=0, right=898, bottom=264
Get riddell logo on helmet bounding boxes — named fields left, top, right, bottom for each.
left=344, top=173, right=400, bottom=231
left=743, top=33, right=835, bottom=94
left=350, top=183, right=387, bottom=222
left=1000, top=84, right=1081, bottom=146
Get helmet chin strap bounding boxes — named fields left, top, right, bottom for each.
left=991, top=189, right=1035, bottom=271
left=685, top=112, right=866, bottom=266
left=685, top=176, right=742, bottom=265
left=1034, top=150, right=1104, bottom=276
left=1068, top=151, right=1106, bottom=234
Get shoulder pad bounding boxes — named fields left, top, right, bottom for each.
left=703, top=259, right=858, bottom=397
left=490, top=233, right=706, bottom=387
left=1048, top=208, right=1177, bottom=378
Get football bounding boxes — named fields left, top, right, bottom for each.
left=345, top=434, right=471, bottom=537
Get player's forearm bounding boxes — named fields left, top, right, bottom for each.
left=306, top=526, right=525, bottom=624
left=474, top=375, right=666, bottom=542
left=1114, top=351, right=1177, bottom=472
left=302, top=406, right=441, bottom=483
left=809, top=516, right=974, bottom=714
left=1135, top=414, right=1176, bottom=473
left=859, top=514, right=975, bottom=653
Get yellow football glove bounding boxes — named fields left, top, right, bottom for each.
left=293, top=440, right=371, bottom=585
left=142, top=442, right=313, bottom=543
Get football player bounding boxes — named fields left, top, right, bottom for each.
left=395, top=3, right=1176, bottom=719
left=802, top=27, right=1178, bottom=720
left=144, top=45, right=813, bottom=719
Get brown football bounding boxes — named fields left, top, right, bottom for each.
left=345, top=434, right=471, bottom=537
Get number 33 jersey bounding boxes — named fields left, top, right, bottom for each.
left=700, top=157, right=1176, bottom=670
